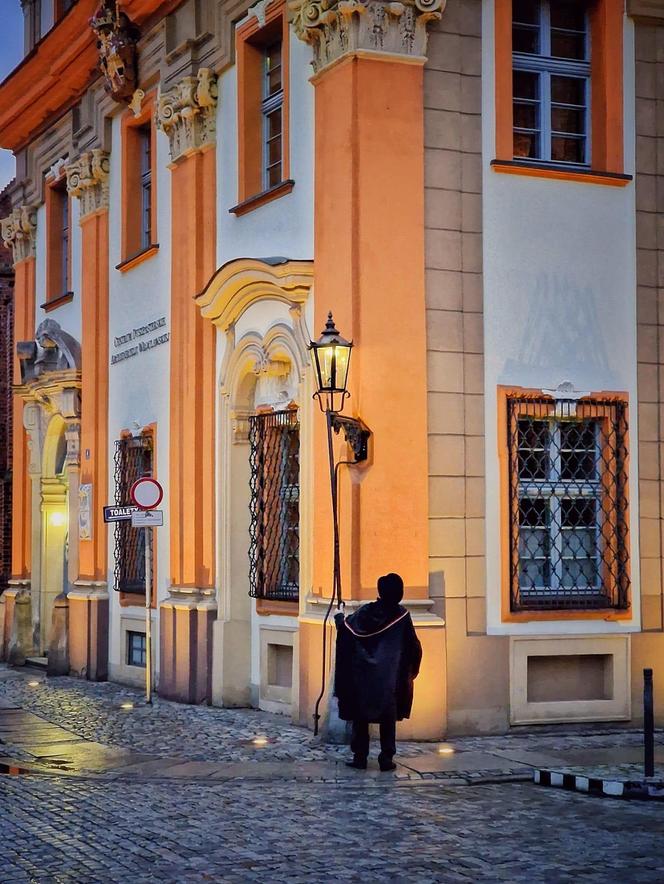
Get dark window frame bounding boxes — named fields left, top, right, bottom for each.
left=113, top=434, right=153, bottom=594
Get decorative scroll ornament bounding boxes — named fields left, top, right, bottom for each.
left=288, top=0, right=445, bottom=72
left=0, top=205, right=37, bottom=264
left=156, top=69, right=219, bottom=162
left=541, top=380, right=591, bottom=419
left=65, top=150, right=110, bottom=217
left=90, top=0, right=140, bottom=103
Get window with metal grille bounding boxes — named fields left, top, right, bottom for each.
left=513, top=0, right=590, bottom=166
left=506, top=395, right=629, bottom=612
left=262, top=41, right=283, bottom=189
left=113, top=434, right=153, bottom=593
left=248, top=409, right=299, bottom=602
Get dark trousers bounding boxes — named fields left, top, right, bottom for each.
left=351, top=718, right=397, bottom=763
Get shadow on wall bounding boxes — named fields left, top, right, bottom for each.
left=502, top=271, right=612, bottom=381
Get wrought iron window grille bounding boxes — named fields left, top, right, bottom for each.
left=506, top=395, right=629, bottom=612
left=113, top=434, right=153, bottom=593
left=248, top=409, right=300, bottom=602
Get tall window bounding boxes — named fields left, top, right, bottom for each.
left=506, top=394, right=629, bottom=613
left=46, top=181, right=71, bottom=301
left=262, top=42, right=283, bottom=190
left=512, top=0, right=590, bottom=166
left=113, top=433, right=153, bottom=594
left=139, top=125, right=152, bottom=249
left=248, top=410, right=299, bottom=602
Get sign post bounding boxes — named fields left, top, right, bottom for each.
left=129, top=477, right=164, bottom=706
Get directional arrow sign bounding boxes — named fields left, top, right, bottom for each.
left=103, top=505, right=138, bottom=523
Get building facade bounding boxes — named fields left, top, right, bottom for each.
left=1, top=0, right=664, bottom=736
left=0, top=191, right=14, bottom=600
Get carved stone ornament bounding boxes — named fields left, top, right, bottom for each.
left=90, top=0, right=140, bottom=103
left=65, top=150, right=110, bottom=217
left=0, top=205, right=37, bottom=264
left=17, top=319, right=82, bottom=386
left=157, top=69, right=219, bottom=162
left=288, top=0, right=446, bottom=72
left=541, top=380, right=591, bottom=419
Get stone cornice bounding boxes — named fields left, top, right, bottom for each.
left=288, top=0, right=445, bottom=73
left=156, top=68, right=218, bottom=163
left=65, top=149, right=110, bottom=217
left=0, top=205, right=37, bottom=264
left=627, top=0, right=664, bottom=21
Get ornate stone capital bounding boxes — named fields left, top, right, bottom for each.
left=289, top=0, right=445, bottom=72
left=65, top=150, right=110, bottom=217
left=0, top=205, right=37, bottom=264
left=157, top=69, right=219, bottom=162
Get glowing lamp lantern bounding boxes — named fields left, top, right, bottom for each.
left=310, top=312, right=353, bottom=414
left=49, top=511, right=66, bottom=528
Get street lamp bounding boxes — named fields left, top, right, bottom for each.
left=309, top=311, right=371, bottom=736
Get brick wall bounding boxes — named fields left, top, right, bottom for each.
left=0, top=193, right=14, bottom=592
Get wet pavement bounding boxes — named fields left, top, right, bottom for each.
left=1, top=667, right=664, bottom=881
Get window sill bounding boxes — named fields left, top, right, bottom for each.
left=491, top=160, right=632, bottom=187
left=119, top=592, right=156, bottom=609
left=230, top=180, right=295, bottom=217
left=504, top=607, right=632, bottom=623
left=256, top=597, right=299, bottom=616
left=116, top=243, right=159, bottom=273
left=41, top=291, right=74, bottom=312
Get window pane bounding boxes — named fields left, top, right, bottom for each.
left=550, top=0, right=586, bottom=32
left=560, top=422, right=596, bottom=479
left=513, top=0, right=539, bottom=24
left=513, top=25, right=540, bottom=54
left=518, top=419, right=550, bottom=479
left=267, top=164, right=281, bottom=188
left=519, top=499, right=551, bottom=588
left=265, top=43, right=282, bottom=96
left=268, top=108, right=281, bottom=140
left=551, top=135, right=585, bottom=163
left=551, top=105, right=585, bottom=135
left=551, top=30, right=586, bottom=60
left=268, top=135, right=282, bottom=167
left=513, top=70, right=539, bottom=100
left=551, top=75, right=585, bottom=105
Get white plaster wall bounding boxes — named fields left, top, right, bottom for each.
left=106, top=115, right=172, bottom=672
left=216, top=29, right=315, bottom=264
left=481, top=4, right=640, bottom=635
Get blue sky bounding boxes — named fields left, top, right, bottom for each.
left=0, top=2, right=26, bottom=192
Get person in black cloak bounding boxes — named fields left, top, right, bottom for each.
left=334, top=572, right=422, bottom=771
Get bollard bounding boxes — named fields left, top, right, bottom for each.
left=644, top=668, right=655, bottom=779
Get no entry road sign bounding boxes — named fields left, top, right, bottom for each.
left=130, top=477, right=163, bottom=510
left=103, top=505, right=138, bottom=523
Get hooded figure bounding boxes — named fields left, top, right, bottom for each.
left=334, top=573, right=422, bottom=771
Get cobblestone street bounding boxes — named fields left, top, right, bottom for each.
left=0, top=669, right=664, bottom=881
left=2, top=776, right=664, bottom=882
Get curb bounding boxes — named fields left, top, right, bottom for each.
left=534, top=768, right=664, bottom=801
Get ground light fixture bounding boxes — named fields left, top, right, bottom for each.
left=27, top=680, right=40, bottom=687
left=252, top=736, right=269, bottom=747
left=309, top=312, right=372, bottom=736
left=438, top=745, right=455, bottom=755
left=120, top=702, right=134, bottom=710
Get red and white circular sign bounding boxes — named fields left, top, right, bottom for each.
left=130, top=477, right=163, bottom=510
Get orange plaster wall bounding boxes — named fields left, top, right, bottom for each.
left=11, top=258, right=35, bottom=579
left=313, top=57, right=429, bottom=600
left=78, top=210, right=109, bottom=581
left=169, top=148, right=216, bottom=589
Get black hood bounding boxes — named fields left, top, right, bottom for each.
left=345, top=599, right=407, bottom=637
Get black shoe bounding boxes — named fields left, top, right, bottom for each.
left=379, top=760, right=397, bottom=772
left=346, top=758, right=367, bottom=770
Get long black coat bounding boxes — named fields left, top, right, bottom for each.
left=334, top=601, right=422, bottom=723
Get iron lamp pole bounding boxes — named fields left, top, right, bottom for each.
left=309, top=312, right=371, bottom=736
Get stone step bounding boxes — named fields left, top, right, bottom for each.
left=25, top=657, right=48, bottom=670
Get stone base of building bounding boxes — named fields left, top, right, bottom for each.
left=159, top=594, right=216, bottom=703
left=0, top=581, right=32, bottom=665
left=67, top=584, right=109, bottom=681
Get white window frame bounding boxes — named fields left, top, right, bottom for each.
left=261, top=41, right=284, bottom=191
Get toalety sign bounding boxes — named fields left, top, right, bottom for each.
left=111, top=316, right=170, bottom=366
